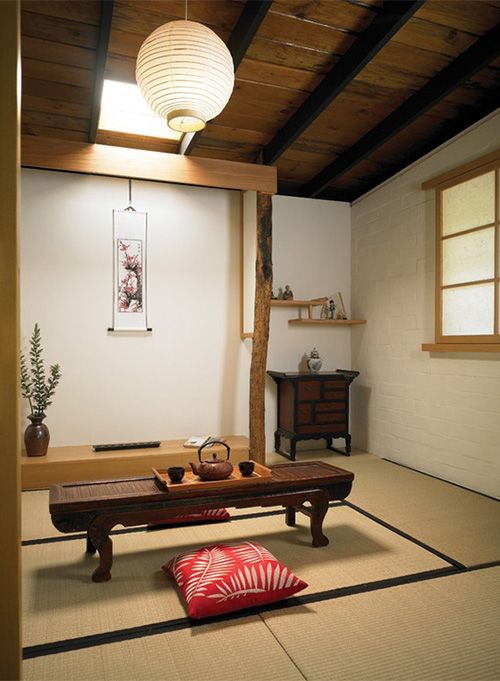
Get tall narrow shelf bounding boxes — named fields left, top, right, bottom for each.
left=288, top=318, right=367, bottom=326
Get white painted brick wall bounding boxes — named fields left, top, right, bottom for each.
left=351, top=110, right=500, bottom=498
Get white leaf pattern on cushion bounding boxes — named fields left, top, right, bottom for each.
left=233, top=541, right=275, bottom=564
left=207, top=563, right=298, bottom=603
left=163, top=541, right=307, bottom=619
left=170, top=546, right=235, bottom=602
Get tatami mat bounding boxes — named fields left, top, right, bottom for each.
left=24, top=615, right=305, bottom=681
left=261, top=566, right=500, bottom=681
left=23, top=505, right=448, bottom=647
left=268, top=448, right=500, bottom=566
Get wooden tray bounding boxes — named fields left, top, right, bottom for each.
left=152, top=462, right=272, bottom=493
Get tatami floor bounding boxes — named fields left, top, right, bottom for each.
left=21, top=449, right=500, bottom=681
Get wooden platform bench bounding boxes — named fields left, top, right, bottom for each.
left=49, top=461, right=354, bottom=582
left=21, top=436, right=249, bottom=490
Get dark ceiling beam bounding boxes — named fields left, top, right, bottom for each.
left=262, top=0, right=424, bottom=166
left=179, top=0, right=272, bottom=156
left=345, top=98, right=500, bottom=203
left=303, top=22, right=500, bottom=198
left=88, top=0, right=114, bottom=143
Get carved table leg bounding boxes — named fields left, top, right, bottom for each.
left=88, top=521, right=114, bottom=582
left=290, top=438, right=297, bottom=461
left=285, top=507, right=296, bottom=527
left=92, top=537, right=113, bottom=582
left=86, top=532, right=96, bottom=555
left=310, top=493, right=329, bottom=547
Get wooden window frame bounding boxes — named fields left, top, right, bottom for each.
left=422, top=149, right=500, bottom=353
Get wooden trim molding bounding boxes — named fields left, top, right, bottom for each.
left=21, top=136, right=277, bottom=194
left=422, top=343, right=500, bottom=353
left=421, top=147, right=500, bottom=190
left=0, top=1, right=22, bottom=678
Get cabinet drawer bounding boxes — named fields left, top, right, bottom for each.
left=316, top=413, right=346, bottom=425
left=296, top=403, right=312, bottom=424
left=316, top=402, right=345, bottom=413
left=297, top=424, right=346, bottom=435
left=297, top=381, right=321, bottom=401
left=324, top=390, right=347, bottom=401
left=325, top=380, right=347, bottom=390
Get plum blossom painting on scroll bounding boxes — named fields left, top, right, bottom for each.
left=118, top=239, right=143, bottom=312
left=112, top=210, right=149, bottom=331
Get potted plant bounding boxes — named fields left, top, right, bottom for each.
left=20, top=323, right=62, bottom=457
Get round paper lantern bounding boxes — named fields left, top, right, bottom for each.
left=136, top=20, right=235, bottom=133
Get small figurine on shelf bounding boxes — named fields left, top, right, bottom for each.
left=328, top=298, right=336, bottom=319
left=307, top=347, right=322, bottom=373
left=283, top=285, right=294, bottom=300
left=271, top=289, right=277, bottom=300
left=320, top=301, right=329, bottom=319
left=277, top=287, right=284, bottom=300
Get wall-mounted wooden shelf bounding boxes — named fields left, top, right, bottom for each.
left=288, top=319, right=367, bottom=326
left=270, top=298, right=326, bottom=308
left=271, top=298, right=327, bottom=320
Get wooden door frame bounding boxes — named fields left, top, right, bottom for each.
left=0, top=1, right=22, bottom=679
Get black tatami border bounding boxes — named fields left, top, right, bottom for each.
left=23, top=561, right=500, bottom=660
left=382, top=458, right=500, bottom=502
left=21, top=483, right=499, bottom=661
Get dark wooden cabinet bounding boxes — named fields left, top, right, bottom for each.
left=268, top=370, right=359, bottom=460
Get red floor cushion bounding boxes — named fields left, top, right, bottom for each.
left=163, top=541, right=308, bottom=619
left=149, top=508, right=230, bottom=527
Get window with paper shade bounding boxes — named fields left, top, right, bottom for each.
left=436, top=165, right=499, bottom=344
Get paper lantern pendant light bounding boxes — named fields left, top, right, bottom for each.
left=136, top=20, right=235, bottom=133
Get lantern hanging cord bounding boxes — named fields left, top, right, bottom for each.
left=185, top=0, right=187, bottom=20
left=125, top=178, right=136, bottom=212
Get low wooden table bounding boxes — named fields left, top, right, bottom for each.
left=49, top=461, right=354, bottom=582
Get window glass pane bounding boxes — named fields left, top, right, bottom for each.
left=442, top=283, right=494, bottom=336
left=442, top=227, right=494, bottom=286
left=442, top=171, right=495, bottom=235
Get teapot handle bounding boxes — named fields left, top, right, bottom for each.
left=198, top=440, right=231, bottom=462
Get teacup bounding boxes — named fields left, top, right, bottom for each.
left=238, top=460, right=255, bottom=477
left=167, top=466, right=185, bottom=483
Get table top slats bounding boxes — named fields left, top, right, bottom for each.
left=49, top=462, right=354, bottom=514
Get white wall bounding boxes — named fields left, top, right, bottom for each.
left=264, top=195, right=352, bottom=450
left=351, top=110, right=500, bottom=498
left=20, top=171, right=352, bottom=454
left=21, top=170, right=248, bottom=446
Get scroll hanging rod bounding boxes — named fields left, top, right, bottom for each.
left=125, top=178, right=136, bottom=212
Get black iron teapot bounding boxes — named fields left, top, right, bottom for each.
left=189, top=440, right=233, bottom=481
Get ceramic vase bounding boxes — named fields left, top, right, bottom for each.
left=24, top=413, right=50, bottom=457
left=307, top=348, right=322, bottom=373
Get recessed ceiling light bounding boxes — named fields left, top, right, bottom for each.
left=98, top=79, right=182, bottom=141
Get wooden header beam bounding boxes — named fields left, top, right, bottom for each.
left=21, top=136, right=277, bottom=194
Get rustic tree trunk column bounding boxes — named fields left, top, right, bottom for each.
left=249, top=192, right=273, bottom=464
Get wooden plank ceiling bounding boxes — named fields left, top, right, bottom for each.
left=21, top=0, right=500, bottom=201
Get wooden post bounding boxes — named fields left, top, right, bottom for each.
left=0, top=1, right=22, bottom=679
left=249, top=192, right=272, bottom=463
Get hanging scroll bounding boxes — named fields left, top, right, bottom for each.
left=111, top=209, right=149, bottom=331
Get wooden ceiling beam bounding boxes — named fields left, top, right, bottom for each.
left=21, top=136, right=277, bottom=194
left=88, top=0, right=114, bottom=143
left=262, top=0, right=424, bottom=166
left=180, top=0, right=272, bottom=157
left=303, top=22, right=500, bottom=198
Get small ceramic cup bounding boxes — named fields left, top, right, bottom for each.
left=238, top=460, right=255, bottom=477
left=167, top=466, right=185, bottom=483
